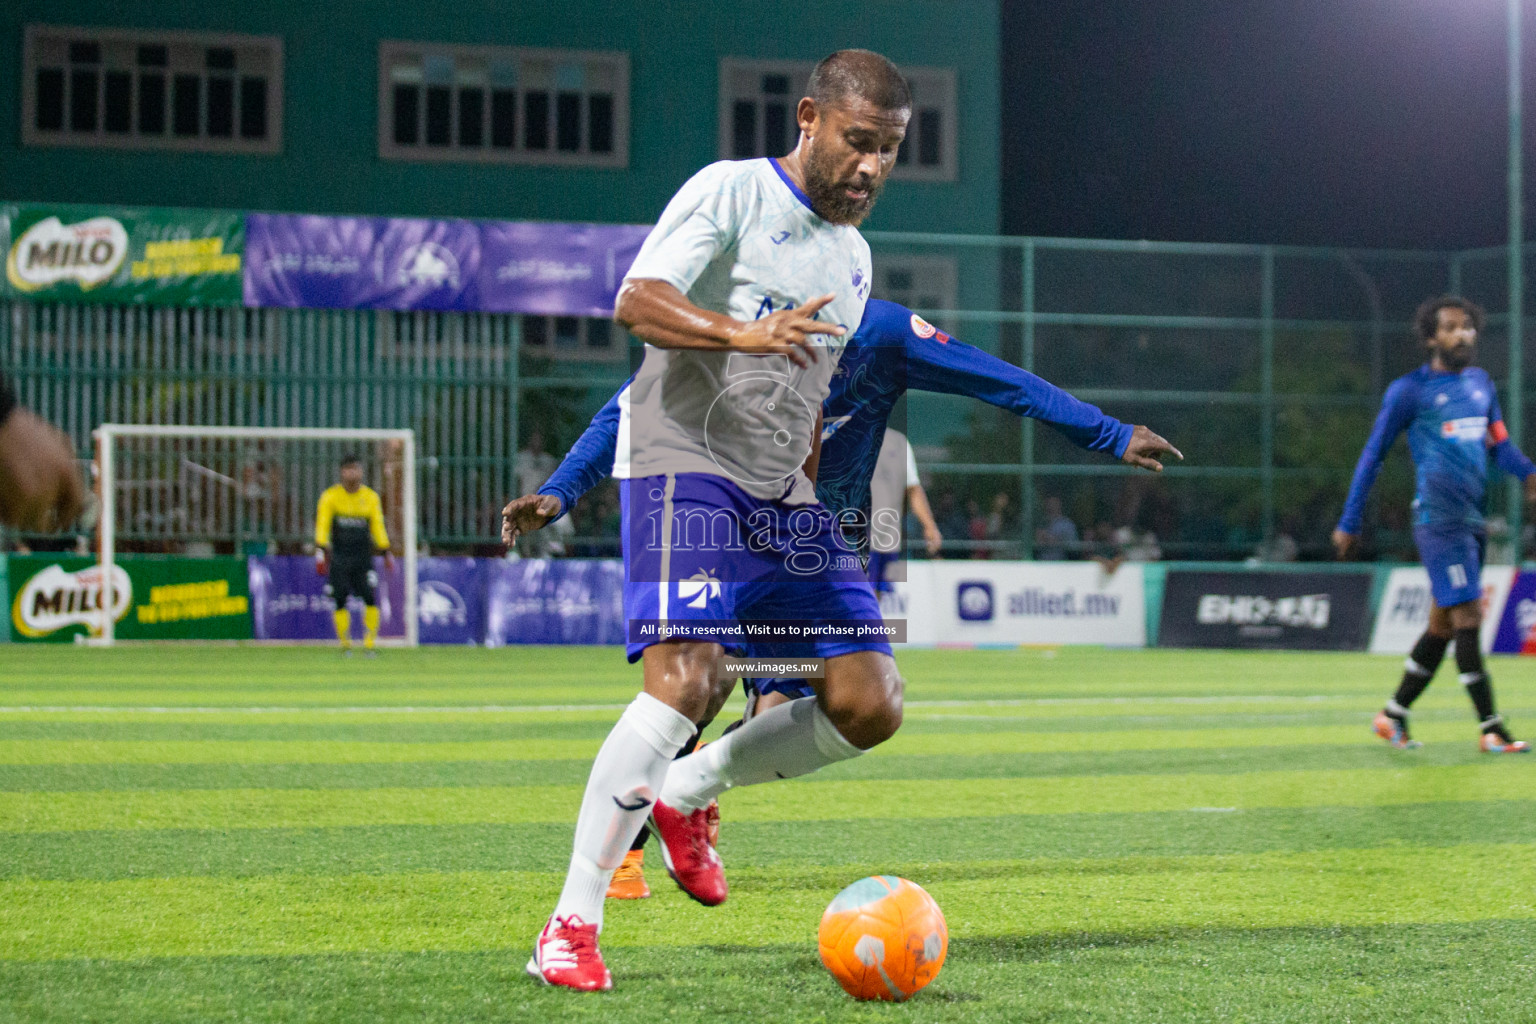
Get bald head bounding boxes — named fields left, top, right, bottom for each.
left=808, top=49, right=911, bottom=114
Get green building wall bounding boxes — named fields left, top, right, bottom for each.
left=1, top=1, right=999, bottom=234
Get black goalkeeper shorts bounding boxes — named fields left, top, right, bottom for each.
left=326, top=562, right=378, bottom=608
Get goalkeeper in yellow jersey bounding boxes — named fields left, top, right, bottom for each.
left=314, top=454, right=393, bottom=653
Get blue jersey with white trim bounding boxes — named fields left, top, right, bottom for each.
left=1338, top=364, right=1536, bottom=533
left=536, top=300, right=1133, bottom=527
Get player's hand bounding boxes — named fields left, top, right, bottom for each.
left=1120, top=425, right=1183, bottom=473
left=725, top=294, right=844, bottom=369
left=502, top=493, right=562, bottom=546
left=0, top=408, right=84, bottom=532
left=315, top=549, right=330, bottom=576
left=1524, top=474, right=1536, bottom=506
left=923, top=524, right=943, bottom=556
left=1331, top=529, right=1357, bottom=561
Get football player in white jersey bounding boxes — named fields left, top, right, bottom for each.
left=529, top=49, right=913, bottom=991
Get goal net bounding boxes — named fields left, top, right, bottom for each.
left=90, top=425, right=418, bottom=646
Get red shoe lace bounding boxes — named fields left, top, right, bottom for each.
left=554, top=917, right=600, bottom=962
left=686, top=809, right=712, bottom=859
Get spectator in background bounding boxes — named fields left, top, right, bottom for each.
left=967, top=498, right=989, bottom=558
left=1035, top=495, right=1079, bottom=560
left=934, top=491, right=967, bottom=551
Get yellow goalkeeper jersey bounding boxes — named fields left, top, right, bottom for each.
left=315, top=485, right=389, bottom=564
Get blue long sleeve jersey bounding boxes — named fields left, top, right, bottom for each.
left=535, top=298, right=1134, bottom=529
left=1337, top=364, right=1536, bottom=534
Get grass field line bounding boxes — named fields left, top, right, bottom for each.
left=0, top=720, right=1509, bottom=765
left=1, top=843, right=1532, bottom=962
left=0, top=695, right=1364, bottom=717
left=2, top=765, right=1532, bottom=833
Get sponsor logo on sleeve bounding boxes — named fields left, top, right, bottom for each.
left=910, top=314, right=937, bottom=339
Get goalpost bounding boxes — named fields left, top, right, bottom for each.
left=92, top=425, right=418, bottom=646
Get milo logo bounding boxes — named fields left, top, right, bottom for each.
left=6, top=215, right=129, bottom=292
left=12, top=564, right=132, bottom=638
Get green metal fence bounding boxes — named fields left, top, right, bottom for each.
left=5, top=233, right=1533, bottom=558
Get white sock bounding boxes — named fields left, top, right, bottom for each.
left=660, top=697, right=862, bottom=812
left=552, top=691, right=695, bottom=930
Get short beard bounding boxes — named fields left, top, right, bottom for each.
left=801, top=140, right=883, bottom=226
left=1434, top=346, right=1474, bottom=370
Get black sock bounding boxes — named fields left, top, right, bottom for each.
left=1389, top=632, right=1449, bottom=717
left=1453, top=627, right=1502, bottom=732
left=629, top=727, right=704, bottom=852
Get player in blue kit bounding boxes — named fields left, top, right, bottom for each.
left=505, top=297, right=1180, bottom=894
left=1334, top=295, right=1535, bottom=753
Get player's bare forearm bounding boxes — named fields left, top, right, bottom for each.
left=614, top=279, right=741, bottom=347
left=614, top=279, right=840, bottom=367
left=1120, top=424, right=1183, bottom=473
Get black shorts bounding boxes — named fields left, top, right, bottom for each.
left=326, top=561, right=378, bottom=608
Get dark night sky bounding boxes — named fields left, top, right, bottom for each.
left=1001, top=0, right=1534, bottom=249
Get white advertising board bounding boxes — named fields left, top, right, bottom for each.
left=886, top=561, right=1146, bottom=647
left=1367, top=566, right=1513, bottom=655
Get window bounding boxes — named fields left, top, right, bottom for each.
left=380, top=42, right=628, bottom=167
left=871, top=255, right=958, bottom=324
left=718, top=59, right=957, bottom=182
left=521, top=316, right=625, bottom=360
left=23, top=25, right=282, bottom=153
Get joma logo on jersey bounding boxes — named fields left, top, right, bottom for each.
left=1440, top=416, right=1488, bottom=441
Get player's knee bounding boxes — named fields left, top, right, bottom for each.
left=642, top=641, right=722, bottom=721
left=825, top=660, right=904, bottom=750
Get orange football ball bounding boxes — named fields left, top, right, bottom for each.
left=817, top=875, right=948, bottom=1001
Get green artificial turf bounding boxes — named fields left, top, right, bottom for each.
left=0, top=644, right=1533, bottom=1022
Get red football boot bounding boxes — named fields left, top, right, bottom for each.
left=650, top=799, right=728, bottom=906
left=704, top=799, right=721, bottom=849
left=526, top=915, right=612, bottom=991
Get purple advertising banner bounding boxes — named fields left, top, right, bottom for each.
left=1494, top=570, right=1536, bottom=654
left=417, top=557, right=483, bottom=646
left=248, top=555, right=406, bottom=642
left=478, top=222, right=651, bottom=316
left=243, top=214, right=481, bottom=311
left=485, top=558, right=625, bottom=646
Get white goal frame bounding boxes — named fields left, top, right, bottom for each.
left=92, top=424, right=418, bottom=646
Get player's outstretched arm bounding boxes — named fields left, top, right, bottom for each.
left=1335, top=379, right=1416, bottom=547
left=0, top=378, right=84, bottom=532
left=615, top=279, right=842, bottom=369
left=532, top=380, right=628, bottom=523
left=502, top=493, right=563, bottom=547
left=1120, top=425, right=1183, bottom=473
left=889, top=301, right=1135, bottom=458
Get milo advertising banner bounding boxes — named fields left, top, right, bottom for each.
left=1, top=203, right=243, bottom=305
left=8, top=556, right=252, bottom=642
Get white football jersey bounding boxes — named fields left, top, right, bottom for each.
left=616, top=158, right=872, bottom=503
